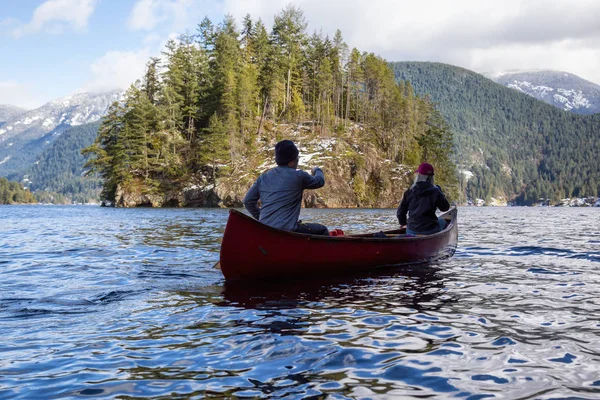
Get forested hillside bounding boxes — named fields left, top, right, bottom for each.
left=392, top=62, right=600, bottom=204
left=0, top=92, right=120, bottom=177
left=9, top=122, right=102, bottom=204
left=0, top=177, right=36, bottom=204
left=84, top=7, right=458, bottom=207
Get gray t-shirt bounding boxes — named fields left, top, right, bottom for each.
left=243, top=166, right=325, bottom=231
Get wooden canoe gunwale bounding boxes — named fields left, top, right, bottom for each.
left=225, top=207, right=457, bottom=242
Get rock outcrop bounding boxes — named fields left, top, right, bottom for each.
left=113, top=123, right=417, bottom=208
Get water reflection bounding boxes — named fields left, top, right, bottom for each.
left=219, top=265, right=450, bottom=313
left=118, top=218, right=225, bottom=250
left=146, top=266, right=463, bottom=398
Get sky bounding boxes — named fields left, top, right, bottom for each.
left=1, top=0, right=600, bottom=109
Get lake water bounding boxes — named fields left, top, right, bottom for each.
left=1, top=206, right=599, bottom=399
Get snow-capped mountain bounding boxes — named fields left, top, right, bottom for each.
left=0, top=105, right=26, bottom=124
left=486, top=70, right=600, bottom=115
left=0, top=90, right=122, bottom=142
left=0, top=90, right=122, bottom=176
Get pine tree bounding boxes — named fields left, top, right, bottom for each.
left=144, top=57, right=161, bottom=105
left=211, top=15, right=241, bottom=158
left=253, top=19, right=274, bottom=134
left=82, top=101, right=127, bottom=201
left=201, top=113, right=229, bottom=184
left=331, top=29, right=347, bottom=125
left=271, top=5, right=307, bottom=119
left=197, top=16, right=216, bottom=52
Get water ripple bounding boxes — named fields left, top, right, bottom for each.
left=1, top=206, right=600, bottom=398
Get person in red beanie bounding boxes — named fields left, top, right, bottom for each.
left=244, top=140, right=329, bottom=235
left=396, top=162, right=450, bottom=235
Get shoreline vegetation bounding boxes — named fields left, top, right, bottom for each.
left=0, top=177, right=36, bottom=205
left=82, top=6, right=459, bottom=209
left=2, top=198, right=599, bottom=207
left=1, top=169, right=598, bottom=208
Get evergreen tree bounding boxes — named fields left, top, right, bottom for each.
left=201, top=113, right=230, bottom=184
left=83, top=8, right=461, bottom=207
left=196, top=16, right=216, bottom=52
left=82, top=101, right=127, bottom=200
left=271, top=5, right=307, bottom=119
left=0, top=177, right=36, bottom=204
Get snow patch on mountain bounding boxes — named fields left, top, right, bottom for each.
left=22, top=116, right=41, bottom=125
left=0, top=90, right=123, bottom=176
left=0, top=90, right=122, bottom=143
left=0, top=105, right=27, bottom=124
left=485, top=70, right=600, bottom=115
left=507, top=81, right=554, bottom=97
left=556, top=88, right=590, bottom=109
left=43, top=118, right=54, bottom=128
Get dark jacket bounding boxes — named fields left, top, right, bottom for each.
left=244, top=166, right=325, bottom=231
left=397, top=182, right=450, bottom=233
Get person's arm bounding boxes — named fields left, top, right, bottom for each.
left=243, top=179, right=261, bottom=220
left=300, top=167, right=325, bottom=189
left=397, top=191, right=409, bottom=226
left=435, top=186, right=450, bottom=212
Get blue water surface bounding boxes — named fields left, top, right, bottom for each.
left=1, top=206, right=599, bottom=399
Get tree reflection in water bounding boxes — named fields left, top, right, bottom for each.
left=219, top=264, right=451, bottom=313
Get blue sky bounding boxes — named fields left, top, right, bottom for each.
left=2, top=0, right=599, bottom=109
left=1, top=2, right=135, bottom=106
left=0, top=0, right=224, bottom=108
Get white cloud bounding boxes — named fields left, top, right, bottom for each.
left=83, top=49, right=152, bottom=92
left=129, top=0, right=163, bottom=31
left=0, top=81, right=44, bottom=109
left=12, top=0, right=98, bottom=38
left=219, top=0, right=600, bottom=84
left=464, top=42, right=600, bottom=84
left=128, top=0, right=218, bottom=32
left=82, top=30, right=190, bottom=94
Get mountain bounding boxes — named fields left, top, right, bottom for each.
left=486, top=70, right=600, bottom=115
left=0, top=105, right=27, bottom=124
left=10, top=121, right=102, bottom=203
left=391, top=62, right=600, bottom=205
left=0, top=90, right=122, bottom=176
left=3, top=62, right=598, bottom=206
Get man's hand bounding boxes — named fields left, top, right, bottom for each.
left=311, top=167, right=321, bottom=175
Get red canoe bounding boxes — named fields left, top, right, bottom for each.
left=219, top=207, right=458, bottom=281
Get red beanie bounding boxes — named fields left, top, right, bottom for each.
left=416, top=162, right=434, bottom=175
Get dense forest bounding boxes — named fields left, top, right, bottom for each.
left=83, top=6, right=458, bottom=206
left=391, top=62, right=600, bottom=205
left=0, top=177, right=36, bottom=204
left=11, top=122, right=103, bottom=204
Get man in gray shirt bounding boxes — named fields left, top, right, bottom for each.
left=243, top=140, right=329, bottom=235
